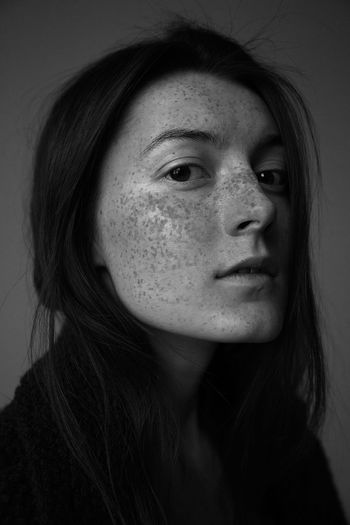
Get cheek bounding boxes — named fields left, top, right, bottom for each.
left=100, top=189, right=217, bottom=281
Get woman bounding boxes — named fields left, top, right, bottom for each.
left=0, top=18, right=348, bottom=525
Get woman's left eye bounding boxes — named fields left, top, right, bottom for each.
left=162, top=164, right=207, bottom=184
left=256, top=169, right=288, bottom=191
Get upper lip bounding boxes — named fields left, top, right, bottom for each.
left=216, top=256, right=278, bottom=278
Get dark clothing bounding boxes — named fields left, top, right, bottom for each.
left=0, top=344, right=348, bottom=524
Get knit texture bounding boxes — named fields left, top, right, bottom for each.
left=0, top=344, right=348, bottom=525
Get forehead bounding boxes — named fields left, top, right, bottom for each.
left=114, top=71, right=277, bottom=152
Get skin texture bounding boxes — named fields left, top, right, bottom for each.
left=93, top=71, right=291, bottom=465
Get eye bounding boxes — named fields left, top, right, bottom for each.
left=256, top=169, right=288, bottom=192
left=162, top=164, right=207, bottom=184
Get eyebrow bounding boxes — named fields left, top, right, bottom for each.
left=141, top=127, right=283, bottom=157
left=141, top=128, right=223, bottom=157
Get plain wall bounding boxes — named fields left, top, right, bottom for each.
left=1, top=0, right=349, bottom=518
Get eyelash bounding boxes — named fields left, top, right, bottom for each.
left=162, top=163, right=289, bottom=191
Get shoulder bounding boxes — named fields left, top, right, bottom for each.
left=0, top=331, right=113, bottom=524
left=0, top=365, right=47, bottom=523
left=0, top=347, right=76, bottom=523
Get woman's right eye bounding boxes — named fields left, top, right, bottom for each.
left=162, top=164, right=208, bottom=184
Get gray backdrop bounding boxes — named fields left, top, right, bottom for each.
left=1, top=0, right=349, bottom=518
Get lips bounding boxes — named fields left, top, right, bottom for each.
left=216, top=256, right=278, bottom=279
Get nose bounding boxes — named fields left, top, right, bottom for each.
left=222, top=176, right=276, bottom=236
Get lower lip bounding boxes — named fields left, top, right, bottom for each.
left=216, top=272, right=273, bottom=287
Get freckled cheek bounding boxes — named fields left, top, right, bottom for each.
left=104, top=198, right=217, bottom=276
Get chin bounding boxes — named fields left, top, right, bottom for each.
left=211, top=304, right=285, bottom=344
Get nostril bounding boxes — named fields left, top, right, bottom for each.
left=237, top=220, right=254, bottom=230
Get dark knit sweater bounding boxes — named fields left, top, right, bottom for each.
left=0, top=345, right=348, bottom=525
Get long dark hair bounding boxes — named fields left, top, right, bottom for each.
left=29, top=17, right=325, bottom=524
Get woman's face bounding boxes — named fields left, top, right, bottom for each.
left=94, top=71, right=291, bottom=344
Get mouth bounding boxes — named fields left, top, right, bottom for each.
left=215, top=256, right=278, bottom=280
left=215, top=268, right=275, bottom=293
left=217, top=271, right=272, bottom=283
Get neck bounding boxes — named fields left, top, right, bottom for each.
left=149, top=331, right=218, bottom=448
